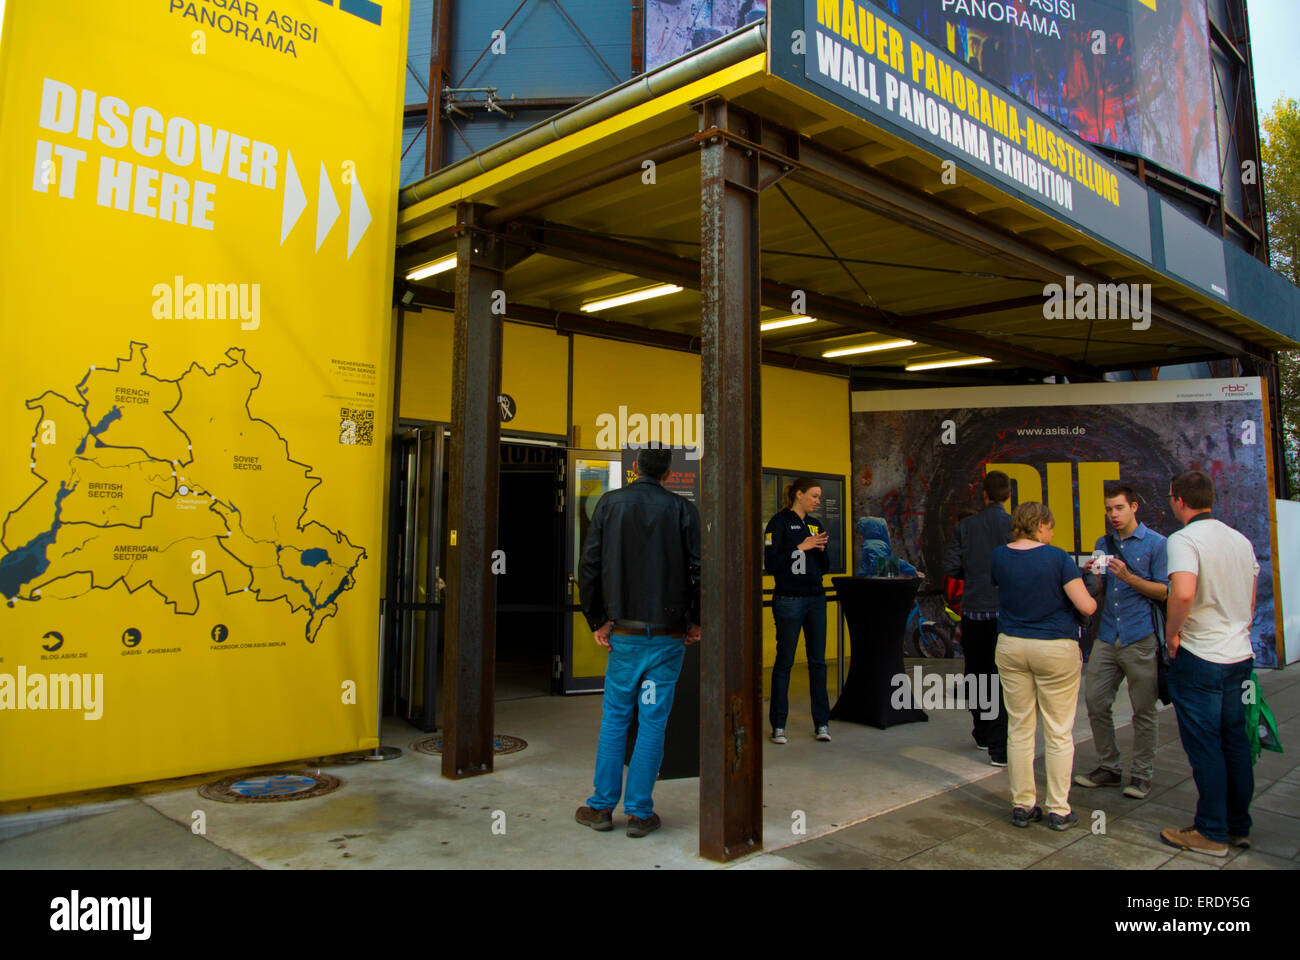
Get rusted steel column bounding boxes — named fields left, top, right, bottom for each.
left=697, top=98, right=763, bottom=861
left=426, top=0, right=452, bottom=175
left=442, top=202, right=503, bottom=778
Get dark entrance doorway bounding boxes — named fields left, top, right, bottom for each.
left=495, top=441, right=566, bottom=699
left=386, top=431, right=566, bottom=731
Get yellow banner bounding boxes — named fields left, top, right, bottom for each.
left=0, top=0, right=408, bottom=800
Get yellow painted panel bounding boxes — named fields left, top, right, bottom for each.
left=571, top=336, right=702, bottom=450
left=399, top=316, right=568, bottom=433
left=399, top=309, right=453, bottom=422
left=502, top=325, right=568, bottom=436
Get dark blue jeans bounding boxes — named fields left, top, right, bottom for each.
left=770, top=594, right=830, bottom=730
left=1168, top=649, right=1254, bottom=843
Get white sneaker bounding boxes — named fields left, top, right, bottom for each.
left=770, top=728, right=787, bottom=744
left=815, top=726, right=832, bottom=742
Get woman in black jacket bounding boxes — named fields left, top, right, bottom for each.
left=764, top=477, right=831, bottom=744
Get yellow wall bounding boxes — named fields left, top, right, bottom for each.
left=398, top=322, right=853, bottom=676
left=398, top=308, right=453, bottom=422
left=398, top=309, right=568, bottom=436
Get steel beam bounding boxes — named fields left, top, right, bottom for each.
left=481, top=136, right=701, bottom=228
left=402, top=285, right=850, bottom=377
left=697, top=99, right=763, bottom=863
left=526, top=219, right=1088, bottom=376
left=779, top=133, right=1260, bottom=359
left=441, top=203, right=504, bottom=779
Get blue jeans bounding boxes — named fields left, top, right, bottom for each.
left=770, top=594, right=830, bottom=730
left=1168, top=649, right=1254, bottom=842
left=588, top=633, right=686, bottom=820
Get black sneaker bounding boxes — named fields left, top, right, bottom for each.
left=1011, top=805, right=1042, bottom=828
left=1073, top=766, right=1122, bottom=788
left=1048, top=811, right=1079, bottom=831
left=989, top=754, right=1007, bottom=768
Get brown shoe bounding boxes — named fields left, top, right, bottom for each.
left=575, top=805, right=613, bottom=832
left=626, top=813, right=661, bottom=838
left=1160, top=826, right=1228, bottom=858
left=1122, top=777, right=1151, bottom=799
left=1073, top=766, right=1122, bottom=788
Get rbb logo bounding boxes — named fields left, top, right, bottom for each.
left=317, top=0, right=382, bottom=26
left=1221, top=383, right=1247, bottom=395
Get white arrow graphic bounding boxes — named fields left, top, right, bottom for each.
left=280, top=150, right=306, bottom=245
left=347, top=174, right=371, bottom=260
left=316, top=161, right=340, bottom=252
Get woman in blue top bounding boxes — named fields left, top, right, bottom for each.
left=990, top=502, right=1097, bottom=831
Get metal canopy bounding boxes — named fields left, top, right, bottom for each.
left=396, top=36, right=1296, bottom=378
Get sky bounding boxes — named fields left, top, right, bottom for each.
left=1248, top=0, right=1298, bottom=117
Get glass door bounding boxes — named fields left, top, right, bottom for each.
left=562, top=451, right=625, bottom=693
left=393, top=424, right=445, bottom=730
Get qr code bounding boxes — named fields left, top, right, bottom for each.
left=339, top=408, right=374, bottom=445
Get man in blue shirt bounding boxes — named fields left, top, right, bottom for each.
left=1073, top=482, right=1168, bottom=799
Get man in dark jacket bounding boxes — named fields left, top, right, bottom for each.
left=944, top=469, right=1012, bottom=765
left=574, top=447, right=701, bottom=838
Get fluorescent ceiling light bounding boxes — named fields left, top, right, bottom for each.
left=822, top=339, right=916, bottom=358
left=761, top=315, right=816, bottom=332
left=405, top=255, right=456, bottom=280
left=581, top=284, right=682, bottom=312
left=905, top=357, right=993, bottom=371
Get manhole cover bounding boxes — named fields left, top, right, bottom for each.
left=198, top=771, right=342, bottom=803
left=412, top=734, right=527, bottom=756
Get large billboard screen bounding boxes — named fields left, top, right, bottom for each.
left=871, top=0, right=1218, bottom=190
left=646, top=0, right=768, bottom=70
left=850, top=379, right=1284, bottom=668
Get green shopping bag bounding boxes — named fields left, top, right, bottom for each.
left=1245, top=671, right=1284, bottom=765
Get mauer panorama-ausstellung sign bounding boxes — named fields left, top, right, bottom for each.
left=772, top=0, right=1155, bottom=266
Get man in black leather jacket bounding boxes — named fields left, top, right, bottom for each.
left=574, top=447, right=701, bottom=838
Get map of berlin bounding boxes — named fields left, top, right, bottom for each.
left=0, top=342, right=364, bottom=642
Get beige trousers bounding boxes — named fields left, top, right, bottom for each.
left=995, top=634, right=1083, bottom=816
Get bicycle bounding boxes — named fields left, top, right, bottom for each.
left=903, top=587, right=960, bottom=658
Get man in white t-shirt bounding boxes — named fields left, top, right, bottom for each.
left=1159, top=470, right=1259, bottom=858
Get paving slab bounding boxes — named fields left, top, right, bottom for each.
left=903, top=825, right=1061, bottom=870
left=1252, top=781, right=1300, bottom=818
left=0, top=804, right=256, bottom=870
left=1028, top=834, right=1174, bottom=870
left=771, top=836, right=914, bottom=870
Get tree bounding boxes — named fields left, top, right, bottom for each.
left=1261, top=97, right=1300, bottom=499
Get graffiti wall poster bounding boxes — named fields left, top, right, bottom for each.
left=867, top=0, right=1218, bottom=189
left=646, top=0, right=768, bottom=70
left=850, top=379, right=1283, bottom=666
